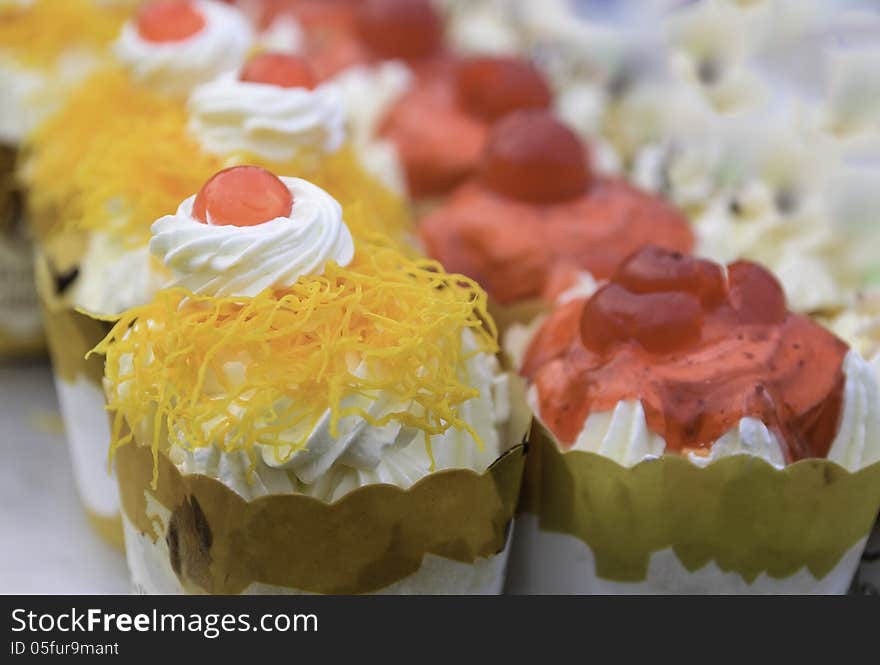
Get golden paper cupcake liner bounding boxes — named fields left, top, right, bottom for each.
left=115, top=372, right=531, bottom=594
left=509, top=421, right=880, bottom=593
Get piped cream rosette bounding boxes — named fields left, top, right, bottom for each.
left=507, top=247, right=880, bottom=594
left=187, top=70, right=346, bottom=164
left=94, top=167, right=526, bottom=594
left=113, top=0, right=252, bottom=98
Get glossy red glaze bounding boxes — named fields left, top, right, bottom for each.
left=580, top=284, right=704, bottom=354
left=613, top=245, right=726, bottom=307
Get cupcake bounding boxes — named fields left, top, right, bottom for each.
left=419, top=110, right=693, bottom=333
left=0, top=0, right=129, bottom=357
left=94, top=165, right=525, bottom=594
left=508, top=246, right=880, bottom=594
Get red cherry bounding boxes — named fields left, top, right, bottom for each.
left=456, top=56, right=552, bottom=122
left=482, top=110, right=590, bottom=203
left=357, top=0, right=443, bottom=60
left=240, top=52, right=318, bottom=89
left=192, top=166, right=293, bottom=227
left=136, top=0, right=206, bottom=43
left=727, top=261, right=788, bottom=325
left=580, top=283, right=704, bottom=354
left=614, top=246, right=726, bottom=307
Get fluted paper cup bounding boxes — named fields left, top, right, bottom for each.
left=507, top=421, right=880, bottom=594
left=116, top=375, right=531, bottom=594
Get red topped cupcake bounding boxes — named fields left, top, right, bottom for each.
left=509, top=246, right=880, bottom=595
left=419, top=111, right=693, bottom=306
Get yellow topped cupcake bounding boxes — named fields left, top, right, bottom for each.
left=94, top=165, right=522, bottom=594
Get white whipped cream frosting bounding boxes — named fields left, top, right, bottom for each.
left=71, top=232, right=168, bottom=316
left=530, top=349, right=880, bottom=472
left=150, top=176, right=354, bottom=297
left=114, top=0, right=252, bottom=98
left=188, top=73, right=346, bottom=162
left=167, top=331, right=510, bottom=503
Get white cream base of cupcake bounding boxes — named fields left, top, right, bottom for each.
left=53, top=375, right=119, bottom=520
left=506, top=514, right=865, bottom=595
left=122, top=497, right=512, bottom=595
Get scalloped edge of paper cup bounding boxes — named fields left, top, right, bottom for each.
left=117, top=440, right=526, bottom=595
left=509, top=420, right=880, bottom=593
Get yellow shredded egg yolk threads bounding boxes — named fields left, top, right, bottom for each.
left=24, top=68, right=222, bottom=244
left=0, top=0, right=126, bottom=68
left=93, top=246, right=497, bottom=486
left=25, top=70, right=411, bottom=246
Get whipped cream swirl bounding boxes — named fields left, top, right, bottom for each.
left=150, top=177, right=354, bottom=297
left=188, top=73, right=346, bottom=162
left=114, top=0, right=252, bottom=98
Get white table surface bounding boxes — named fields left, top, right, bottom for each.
left=0, top=359, right=130, bottom=594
